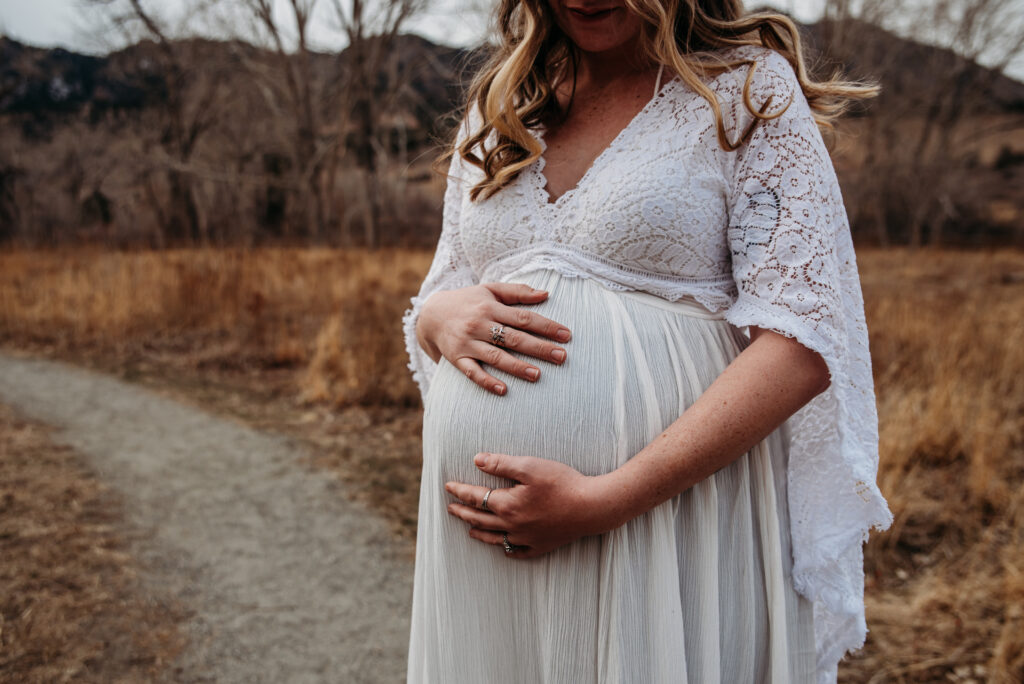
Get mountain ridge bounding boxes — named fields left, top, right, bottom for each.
left=3, top=22, right=1022, bottom=131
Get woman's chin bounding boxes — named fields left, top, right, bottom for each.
left=557, top=6, right=642, bottom=54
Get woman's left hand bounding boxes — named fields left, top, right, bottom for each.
left=445, top=452, right=624, bottom=559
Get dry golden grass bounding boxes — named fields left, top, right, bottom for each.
left=845, top=248, right=1024, bottom=683
left=0, top=245, right=1022, bottom=682
left=0, top=403, right=186, bottom=683
left=0, top=247, right=430, bottom=406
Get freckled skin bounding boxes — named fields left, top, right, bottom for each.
left=535, top=0, right=663, bottom=203
left=431, top=0, right=833, bottom=557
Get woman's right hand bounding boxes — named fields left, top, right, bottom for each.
left=416, top=283, right=572, bottom=395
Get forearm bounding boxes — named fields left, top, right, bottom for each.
left=594, top=328, right=831, bottom=528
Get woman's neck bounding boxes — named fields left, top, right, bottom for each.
left=571, top=37, right=657, bottom=91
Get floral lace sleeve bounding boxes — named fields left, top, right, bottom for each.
left=402, top=118, right=479, bottom=400
left=721, top=48, right=893, bottom=682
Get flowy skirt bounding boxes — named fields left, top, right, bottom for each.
left=407, top=268, right=816, bottom=683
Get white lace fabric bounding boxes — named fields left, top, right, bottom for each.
left=402, top=44, right=892, bottom=682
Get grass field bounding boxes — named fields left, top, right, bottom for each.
left=1, top=246, right=1022, bottom=682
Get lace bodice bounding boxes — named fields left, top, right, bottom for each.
left=402, top=44, right=892, bottom=682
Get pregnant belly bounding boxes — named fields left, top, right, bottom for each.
left=421, top=269, right=743, bottom=489
left=422, top=285, right=617, bottom=485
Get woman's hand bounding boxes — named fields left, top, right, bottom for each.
left=444, top=452, right=624, bottom=559
left=416, top=283, right=572, bottom=395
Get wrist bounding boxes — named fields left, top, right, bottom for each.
left=415, top=295, right=443, bottom=362
left=585, top=470, right=645, bottom=533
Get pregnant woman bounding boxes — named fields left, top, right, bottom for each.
left=403, top=0, right=892, bottom=682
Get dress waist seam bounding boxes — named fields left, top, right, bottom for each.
left=616, top=288, right=726, bottom=320
left=510, top=266, right=728, bottom=321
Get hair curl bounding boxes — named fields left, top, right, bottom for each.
left=441, top=0, right=878, bottom=201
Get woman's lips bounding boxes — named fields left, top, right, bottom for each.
left=567, top=6, right=619, bottom=22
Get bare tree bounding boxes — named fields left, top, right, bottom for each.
left=229, top=0, right=330, bottom=240
left=328, top=0, right=421, bottom=246
left=818, top=0, right=1024, bottom=246
left=222, top=0, right=423, bottom=246
left=85, top=0, right=229, bottom=245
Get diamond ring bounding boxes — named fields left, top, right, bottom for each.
left=490, top=325, right=506, bottom=346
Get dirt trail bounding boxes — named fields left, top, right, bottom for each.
left=0, top=352, right=414, bottom=683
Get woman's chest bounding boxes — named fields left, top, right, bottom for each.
left=458, top=104, right=733, bottom=280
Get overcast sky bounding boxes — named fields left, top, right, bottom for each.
left=1, top=0, right=1021, bottom=79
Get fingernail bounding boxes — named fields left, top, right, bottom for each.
left=525, top=367, right=539, bottom=380
left=493, top=383, right=505, bottom=394
left=475, top=453, right=490, bottom=467
left=556, top=329, right=571, bottom=342
left=447, top=503, right=454, bottom=513
left=551, top=349, right=566, bottom=362
left=444, top=482, right=454, bottom=494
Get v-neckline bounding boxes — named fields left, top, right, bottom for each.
left=529, top=73, right=677, bottom=208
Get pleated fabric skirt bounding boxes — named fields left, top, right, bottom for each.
left=407, top=268, right=816, bottom=684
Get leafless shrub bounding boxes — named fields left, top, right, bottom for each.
left=814, top=0, right=1024, bottom=246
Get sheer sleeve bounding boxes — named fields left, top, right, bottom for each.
left=720, top=48, right=893, bottom=682
left=402, top=116, right=479, bottom=400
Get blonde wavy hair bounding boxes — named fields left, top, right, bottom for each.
left=442, top=0, right=878, bottom=201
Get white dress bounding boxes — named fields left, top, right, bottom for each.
left=402, top=44, right=892, bottom=684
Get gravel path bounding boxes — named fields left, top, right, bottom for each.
left=0, top=353, right=414, bottom=683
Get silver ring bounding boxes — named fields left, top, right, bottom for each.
left=490, top=325, right=506, bottom=346
left=481, top=488, right=494, bottom=511
left=503, top=532, right=514, bottom=554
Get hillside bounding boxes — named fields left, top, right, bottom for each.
left=3, top=25, right=1022, bottom=128
left=801, top=17, right=1024, bottom=114
left=0, top=34, right=477, bottom=142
